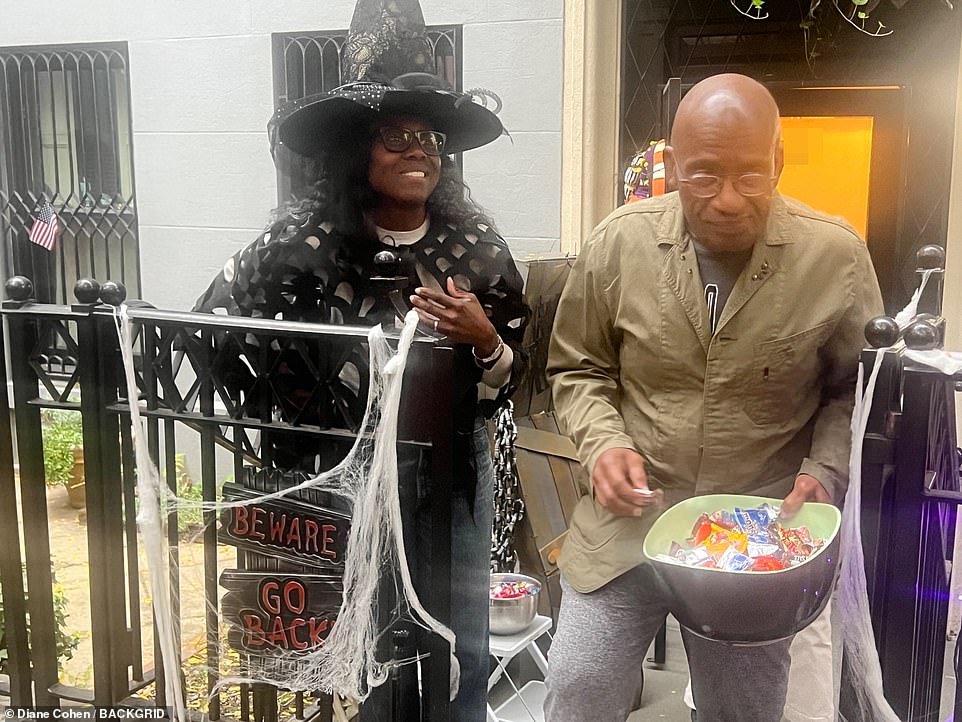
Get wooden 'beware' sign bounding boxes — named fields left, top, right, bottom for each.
left=218, top=482, right=350, bottom=568
left=220, top=571, right=343, bottom=655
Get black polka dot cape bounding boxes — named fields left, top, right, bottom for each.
left=193, top=210, right=529, bottom=452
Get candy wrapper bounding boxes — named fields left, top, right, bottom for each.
left=491, top=580, right=538, bottom=599
left=634, top=487, right=666, bottom=508
left=717, top=547, right=754, bottom=571
left=709, top=509, right=738, bottom=530
left=660, top=503, right=824, bottom=572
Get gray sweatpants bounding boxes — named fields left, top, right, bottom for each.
left=544, top=565, right=793, bottom=722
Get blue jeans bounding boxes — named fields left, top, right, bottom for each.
left=361, top=424, right=494, bottom=721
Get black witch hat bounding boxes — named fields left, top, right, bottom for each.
left=271, top=0, right=504, bottom=157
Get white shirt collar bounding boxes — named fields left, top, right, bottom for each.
left=375, top=215, right=430, bottom=246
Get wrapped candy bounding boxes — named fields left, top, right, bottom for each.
left=491, top=580, right=537, bottom=599
left=751, top=555, right=790, bottom=572
left=775, top=526, right=818, bottom=563
left=662, top=503, right=825, bottom=572
left=747, top=533, right=780, bottom=558
left=734, top=505, right=778, bottom=535
left=718, top=546, right=754, bottom=572
left=690, top=514, right=714, bottom=545
left=709, top=509, right=738, bottom=530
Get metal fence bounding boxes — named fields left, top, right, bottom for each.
left=0, top=276, right=458, bottom=721
left=3, top=254, right=961, bottom=720
left=856, top=246, right=962, bottom=721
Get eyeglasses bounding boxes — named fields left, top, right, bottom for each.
left=376, top=127, right=447, bottom=156
left=677, top=173, right=776, bottom=198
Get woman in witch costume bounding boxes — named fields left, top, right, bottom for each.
left=193, top=2, right=528, bottom=719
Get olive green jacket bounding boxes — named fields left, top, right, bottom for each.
left=547, top=193, right=883, bottom=593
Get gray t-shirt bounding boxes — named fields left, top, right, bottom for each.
left=691, top=237, right=753, bottom=334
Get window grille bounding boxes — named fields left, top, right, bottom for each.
left=0, top=42, right=139, bottom=305
left=272, top=26, right=462, bottom=201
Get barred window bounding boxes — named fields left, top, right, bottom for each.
left=272, top=26, right=461, bottom=201
left=0, top=42, right=139, bottom=304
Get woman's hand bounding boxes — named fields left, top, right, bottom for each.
left=410, top=277, right=499, bottom=353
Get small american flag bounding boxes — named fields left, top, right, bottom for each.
left=28, top=200, right=59, bottom=251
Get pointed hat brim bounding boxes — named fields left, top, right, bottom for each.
left=273, top=84, right=504, bottom=157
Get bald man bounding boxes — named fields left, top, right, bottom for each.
left=545, top=73, right=883, bottom=722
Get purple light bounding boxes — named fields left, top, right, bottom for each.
left=913, top=581, right=951, bottom=603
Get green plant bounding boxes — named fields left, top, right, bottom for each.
left=818, top=0, right=892, bottom=38
left=50, top=579, right=81, bottom=668
left=174, top=454, right=205, bottom=537
left=0, top=566, right=81, bottom=674
left=132, top=454, right=222, bottom=539
left=733, top=0, right=954, bottom=57
left=41, top=409, right=84, bottom=487
left=730, top=0, right=768, bottom=20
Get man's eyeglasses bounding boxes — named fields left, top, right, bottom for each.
left=376, top=127, right=447, bottom=156
left=677, top=173, right=776, bottom=198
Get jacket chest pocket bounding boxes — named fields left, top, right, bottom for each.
left=743, top=321, right=833, bottom=425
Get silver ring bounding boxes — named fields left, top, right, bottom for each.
left=433, top=319, right=439, bottom=332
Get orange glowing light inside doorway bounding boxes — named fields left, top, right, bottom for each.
left=778, top=116, right=874, bottom=240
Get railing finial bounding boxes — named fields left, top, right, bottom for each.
left=100, top=280, right=127, bottom=306
left=864, top=315, right=900, bottom=349
left=74, top=278, right=101, bottom=304
left=916, top=244, right=946, bottom=271
left=904, top=317, right=942, bottom=350
left=4, top=275, right=34, bottom=302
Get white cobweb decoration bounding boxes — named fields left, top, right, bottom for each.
left=112, top=306, right=459, bottom=721
left=838, top=269, right=936, bottom=722
left=840, top=351, right=901, bottom=722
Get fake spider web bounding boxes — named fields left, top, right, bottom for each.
left=839, top=271, right=937, bottom=722
left=113, top=307, right=458, bottom=721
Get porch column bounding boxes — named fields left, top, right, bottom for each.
left=936, top=25, right=962, bottom=644
left=942, top=33, right=962, bottom=395
left=561, top=0, right=622, bottom=254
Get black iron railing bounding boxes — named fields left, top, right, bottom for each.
left=856, top=245, right=961, bottom=721
left=0, top=276, right=457, bottom=721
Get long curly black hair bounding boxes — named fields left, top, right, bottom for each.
left=280, top=121, right=496, bottom=242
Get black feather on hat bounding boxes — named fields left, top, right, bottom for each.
left=270, top=0, right=504, bottom=157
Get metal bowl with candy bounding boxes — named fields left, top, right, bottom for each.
left=489, top=573, right=541, bottom=635
left=643, top=494, right=841, bottom=644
